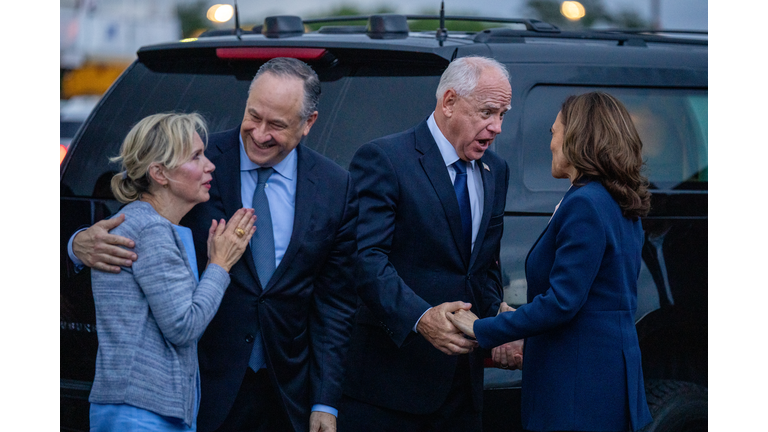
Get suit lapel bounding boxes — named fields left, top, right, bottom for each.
left=414, top=122, right=470, bottom=267
left=265, top=145, right=316, bottom=291
left=211, top=132, right=245, bottom=220
left=524, top=184, right=579, bottom=269
left=469, top=158, right=495, bottom=270
left=209, top=129, right=262, bottom=290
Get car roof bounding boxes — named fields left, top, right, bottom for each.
left=136, top=14, right=707, bottom=72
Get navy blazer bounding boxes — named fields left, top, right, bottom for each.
left=343, top=118, right=508, bottom=414
left=181, top=128, right=359, bottom=432
left=474, top=181, right=653, bottom=431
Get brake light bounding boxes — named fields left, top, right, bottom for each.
left=60, top=145, right=67, bottom=164
left=216, top=47, right=327, bottom=61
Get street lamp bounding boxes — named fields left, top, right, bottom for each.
left=207, top=4, right=234, bottom=23
left=561, top=1, right=586, bottom=21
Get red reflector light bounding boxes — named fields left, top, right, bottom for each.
left=216, top=47, right=327, bottom=61
left=60, top=145, right=68, bottom=165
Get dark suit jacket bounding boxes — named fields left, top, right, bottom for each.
left=343, top=118, right=508, bottom=414
left=181, top=127, right=359, bottom=432
left=474, top=181, right=654, bottom=431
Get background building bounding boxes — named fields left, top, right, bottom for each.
left=60, top=0, right=183, bottom=98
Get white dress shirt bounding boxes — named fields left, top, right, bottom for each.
left=427, top=113, right=484, bottom=250
left=414, top=114, right=486, bottom=332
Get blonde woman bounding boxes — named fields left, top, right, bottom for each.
left=88, top=113, right=256, bottom=431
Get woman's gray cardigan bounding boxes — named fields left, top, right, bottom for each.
left=88, top=201, right=230, bottom=427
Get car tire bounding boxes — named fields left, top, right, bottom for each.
left=640, top=379, right=707, bottom=432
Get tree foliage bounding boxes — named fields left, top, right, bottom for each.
left=175, top=0, right=648, bottom=38
left=176, top=0, right=208, bottom=38
left=525, top=0, right=648, bottom=29
left=302, top=5, right=498, bottom=33
left=303, top=4, right=396, bottom=31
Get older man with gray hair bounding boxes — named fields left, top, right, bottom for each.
left=340, top=56, right=521, bottom=431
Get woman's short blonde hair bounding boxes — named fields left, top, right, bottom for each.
left=110, top=112, right=208, bottom=203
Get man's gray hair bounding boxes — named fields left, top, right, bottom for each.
left=249, top=57, right=321, bottom=121
left=435, top=56, right=510, bottom=100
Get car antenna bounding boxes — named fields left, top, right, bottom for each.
left=234, top=0, right=242, bottom=40
left=436, top=0, right=447, bottom=46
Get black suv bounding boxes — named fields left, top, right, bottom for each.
left=60, top=13, right=707, bottom=432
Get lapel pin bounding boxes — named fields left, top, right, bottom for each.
left=483, top=163, right=490, bottom=172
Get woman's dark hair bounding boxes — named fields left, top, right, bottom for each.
left=250, top=57, right=321, bottom=121
left=560, top=91, right=651, bottom=218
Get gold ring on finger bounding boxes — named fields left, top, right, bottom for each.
left=235, top=228, right=246, bottom=238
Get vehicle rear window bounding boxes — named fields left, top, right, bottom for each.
left=520, top=86, right=708, bottom=192
left=60, top=121, right=83, bottom=139
left=307, top=73, right=440, bottom=170
left=61, top=61, right=441, bottom=199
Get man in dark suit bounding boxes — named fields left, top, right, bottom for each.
left=339, top=56, right=517, bottom=431
left=69, top=58, right=358, bottom=432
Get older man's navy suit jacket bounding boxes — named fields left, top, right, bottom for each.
left=343, top=118, right=508, bottom=414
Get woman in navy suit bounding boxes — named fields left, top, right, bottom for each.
left=449, top=92, right=654, bottom=431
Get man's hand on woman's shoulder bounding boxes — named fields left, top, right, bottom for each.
left=73, top=214, right=137, bottom=273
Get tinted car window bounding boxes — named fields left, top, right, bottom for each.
left=520, top=86, right=708, bottom=192
left=61, top=62, right=441, bottom=199
left=61, top=121, right=83, bottom=139
left=61, top=63, right=250, bottom=198
left=309, top=74, right=440, bottom=169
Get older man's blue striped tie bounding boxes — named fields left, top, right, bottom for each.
left=248, top=167, right=274, bottom=371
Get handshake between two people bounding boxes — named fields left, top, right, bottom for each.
left=416, top=301, right=524, bottom=370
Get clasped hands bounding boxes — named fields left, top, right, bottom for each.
left=416, top=301, right=478, bottom=355
left=423, top=301, right=523, bottom=370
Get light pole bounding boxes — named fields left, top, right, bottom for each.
left=651, top=0, right=661, bottom=30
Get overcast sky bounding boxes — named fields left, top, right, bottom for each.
left=235, top=0, right=707, bottom=30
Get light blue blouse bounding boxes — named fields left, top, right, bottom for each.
left=174, top=225, right=199, bottom=283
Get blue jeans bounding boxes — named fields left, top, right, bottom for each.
left=90, top=371, right=200, bottom=431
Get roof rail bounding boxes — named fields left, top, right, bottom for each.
left=407, top=15, right=560, bottom=33
left=199, top=28, right=255, bottom=37
left=316, top=25, right=366, bottom=34
left=199, top=14, right=562, bottom=38
left=597, top=28, right=708, bottom=36
left=472, top=27, right=707, bottom=46
left=197, top=14, right=706, bottom=46
left=303, top=15, right=561, bottom=33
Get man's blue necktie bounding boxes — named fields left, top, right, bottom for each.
left=452, top=160, right=472, bottom=256
left=248, top=167, right=274, bottom=371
